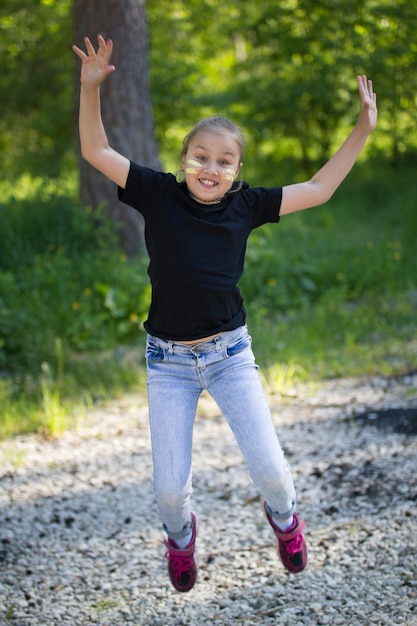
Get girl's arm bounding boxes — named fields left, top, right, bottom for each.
left=72, top=35, right=130, bottom=189
left=280, top=75, right=377, bottom=216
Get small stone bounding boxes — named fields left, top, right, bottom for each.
left=0, top=374, right=416, bottom=624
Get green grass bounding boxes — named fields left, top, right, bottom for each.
left=242, top=157, right=417, bottom=382
left=0, top=346, right=148, bottom=438
left=0, top=159, right=416, bottom=437
left=250, top=291, right=417, bottom=381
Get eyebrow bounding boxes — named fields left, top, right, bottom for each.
left=194, top=144, right=236, bottom=157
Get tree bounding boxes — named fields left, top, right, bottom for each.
left=0, top=0, right=73, bottom=177
left=73, top=0, right=161, bottom=255
left=147, top=0, right=417, bottom=179
left=1, top=0, right=416, bottom=190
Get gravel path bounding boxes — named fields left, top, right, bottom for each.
left=1, top=373, right=417, bottom=626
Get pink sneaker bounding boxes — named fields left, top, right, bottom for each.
left=263, top=502, right=308, bottom=573
left=164, top=513, right=198, bottom=592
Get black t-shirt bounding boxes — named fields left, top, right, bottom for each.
left=118, top=161, right=282, bottom=341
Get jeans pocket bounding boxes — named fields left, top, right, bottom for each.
left=226, top=334, right=252, bottom=357
left=145, top=338, right=166, bottom=362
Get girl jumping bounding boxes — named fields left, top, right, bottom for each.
left=73, top=35, right=377, bottom=593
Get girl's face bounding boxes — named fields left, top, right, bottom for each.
left=181, top=130, right=242, bottom=203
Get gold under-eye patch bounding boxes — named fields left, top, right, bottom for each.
left=223, top=168, right=236, bottom=181
left=185, top=168, right=199, bottom=174
left=186, top=159, right=202, bottom=168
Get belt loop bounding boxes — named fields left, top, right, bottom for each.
left=167, top=340, right=174, bottom=354
left=214, top=336, right=222, bottom=352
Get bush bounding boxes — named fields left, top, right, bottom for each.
left=0, top=183, right=150, bottom=376
left=240, top=163, right=417, bottom=316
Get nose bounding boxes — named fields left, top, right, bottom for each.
left=203, top=161, right=219, bottom=175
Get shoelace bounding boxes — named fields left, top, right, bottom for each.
left=166, top=553, right=195, bottom=579
left=285, top=534, right=304, bottom=555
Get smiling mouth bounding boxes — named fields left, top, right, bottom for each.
left=199, top=178, right=218, bottom=188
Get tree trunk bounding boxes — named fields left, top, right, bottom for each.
left=73, top=0, right=161, bottom=255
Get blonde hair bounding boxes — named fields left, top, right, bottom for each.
left=180, top=116, right=245, bottom=164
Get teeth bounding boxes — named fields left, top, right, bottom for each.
left=200, top=179, right=217, bottom=186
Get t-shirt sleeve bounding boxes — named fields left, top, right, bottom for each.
left=117, top=161, right=168, bottom=217
left=248, top=186, right=283, bottom=228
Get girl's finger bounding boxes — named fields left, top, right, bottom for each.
left=84, top=37, right=96, bottom=56
left=72, top=44, right=87, bottom=60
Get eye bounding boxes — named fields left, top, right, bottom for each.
left=219, top=160, right=230, bottom=167
left=196, top=155, right=207, bottom=162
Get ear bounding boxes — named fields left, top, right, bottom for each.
left=236, top=162, right=243, bottom=177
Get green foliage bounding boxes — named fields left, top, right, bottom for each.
left=1, top=161, right=416, bottom=437
left=0, top=178, right=150, bottom=375
left=1, top=0, right=417, bottom=179
left=0, top=0, right=74, bottom=177
left=242, top=160, right=417, bottom=378
left=241, top=196, right=413, bottom=315
left=148, top=0, right=417, bottom=174
left=242, top=157, right=416, bottom=312
left=0, top=2, right=417, bottom=436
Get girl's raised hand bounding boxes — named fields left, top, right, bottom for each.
left=72, top=35, right=115, bottom=89
left=357, top=75, right=378, bottom=134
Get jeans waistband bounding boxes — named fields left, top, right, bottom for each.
left=147, top=325, right=247, bottom=355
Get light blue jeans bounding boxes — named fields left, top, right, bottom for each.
left=145, top=325, right=296, bottom=541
